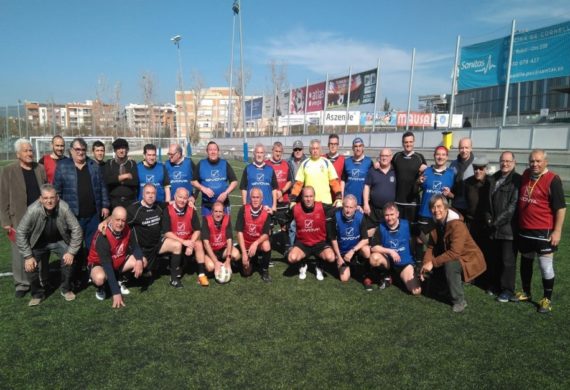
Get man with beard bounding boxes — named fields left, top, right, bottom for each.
left=104, top=138, right=139, bottom=210
left=137, top=143, right=171, bottom=202
left=39, top=135, right=67, bottom=184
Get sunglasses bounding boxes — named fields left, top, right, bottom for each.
left=474, top=166, right=486, bottom=171
left=294, top=148, right=302, bottom=152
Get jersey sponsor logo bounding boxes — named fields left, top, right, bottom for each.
left=177, top=222, right=186, bottom=232
left=256, top=173, right=265, bottom=182
left=146, top=174, right=155, bottom=182
left=345, top=227, right=354, bottom=236
left=304, top=219, right=314, bottom=229
left=275, top=170, right=285, bottom=180
left=112, top=242, right=126, bottom=260
left=351, top=169, right=360, bottom=177
left=172, top=171, right=183, bottom=180
left=389, top=239, right=399, bottom=248
left=213, top=233, right=223, bottom=243
left=432, top=181, right=442, bottom=191
left=248, top=223, right=258, bottom=234
left=211, top=170, right=220, bottom=178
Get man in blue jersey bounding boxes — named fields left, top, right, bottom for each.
left=165, top=143, right=195, bottom=203
left=192, top=141, right=238, bottom=216
left=370, top=202, right=421, bottom=295
left=240, top=143, right=278, bottom=213
left=137, top=144, right=171, bottom=202
left=342, top=137, right=373, bottom=206
left=328, top=195, right=371, bottom=283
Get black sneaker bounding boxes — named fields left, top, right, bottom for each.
left=169, top=279, right=184, bottom=289
left=379, top=276, right=392, bottom=290
left=261, top=270, right=272, bottom=283
left=15, top=290, right=28, bottom=298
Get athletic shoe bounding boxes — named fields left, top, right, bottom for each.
left=452, top=301, right=468, bottom=313
left=95, top=287, right=106, bottom=301
left=261, top=270, right=272, bottom=283
left=496, top=291, right=514, bottom=303
left=61, top=291, right=76, bottom=301
left=514, top=291, right=531, bottom=302
left=15, top=290, right=28, bottom=298
left=28, top=297, right=43, bottom=307
left=486, top=289, right=496, bottom=296
left=315, top=266, right=324, bottom=281
left=198, top=274, right=210, bottom=287
left=537, top=297, right=552, bottom=314
left=378, top=276, right=392, bottom=290
left=299, top=264, right=308, bottom=280
left=169, top=279, right=184, bottom=289
left=118, top=281, right=130, bottom=295
left=363, top=277, right=374, bottom=292
left=268, top=260, right=275, bottom=268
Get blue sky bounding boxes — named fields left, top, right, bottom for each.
left=1, top=0, right=569, bottom=110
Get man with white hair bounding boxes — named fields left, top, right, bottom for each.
left=0, top=138, right=47, bottom=297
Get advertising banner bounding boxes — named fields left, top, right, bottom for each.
left=435, top=114, right=464, bottom=128
left=396, top=112, right=434, bottom=127
left=307, top=82, right=326, bottom=112
left=360, top=111, right=397, bottom=126
left=326, top=68, right=377, bottom=109
left=245, top=97, right=263, bottom=120
left=289, top=87, right=306, bottom=114
left=277, top=112, right=321, bottom=127
left=324, top=111, right=360, bottom=126
left=459, top=21, right=570, bottom=90
left=263, top=91, right=290, bottom=118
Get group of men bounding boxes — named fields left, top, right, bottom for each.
left=0, top=132, right=565, bottom=314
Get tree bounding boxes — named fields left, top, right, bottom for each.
left=267, top=59, right=288, bottom=135
left=383, top=97, right=391, bottom=112
left=140, top=72, right=156, bottom=138
left=225, top=66, right=251, bottom=137
left=189, top=70, right=206, bottom=145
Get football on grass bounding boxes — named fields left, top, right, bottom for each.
left=215, top=265, right=232, bottom=284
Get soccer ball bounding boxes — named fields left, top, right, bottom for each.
left=215, top=265, right=232, bottom=284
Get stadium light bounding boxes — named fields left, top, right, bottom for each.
left=171, top=34, right=191, bottom=156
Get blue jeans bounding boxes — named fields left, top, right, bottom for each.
left=30, top=241, right=72, bottom=297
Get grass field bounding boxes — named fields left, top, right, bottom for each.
left=1, top=157, right=570, bottom=389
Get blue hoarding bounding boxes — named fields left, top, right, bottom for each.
left=245, top=97, right=263, bottom=120
left=459, top=21, right=570, bottom=90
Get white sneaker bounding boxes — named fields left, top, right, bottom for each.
left=119, top=281, right=130, bottom=295
left=95, top=287, right=106, bottom=301
left=315, top=266, right=324, bottom=281
left=299, top=264, right=308, bottom=280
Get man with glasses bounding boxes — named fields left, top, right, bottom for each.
left=516, top=149, right=566, bottom=313
left=488, top=151, right=521, bottom=303
left=192, top=141, right=238, bottom=216
left=54, top=137, right=110, bottom=289
left=39, top=135, right=67, bottom=183
left=324, top=134, right=345, bottom=180
left=138, top=144, right=171, bottom=203
left=165, top=143, right=195, bottom=203
left=104, top=138, right=139, bottom=210
left=363, top=148, right=396, bottom=237
left=342, top=137, right=373, bottom=206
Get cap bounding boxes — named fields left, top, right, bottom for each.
left=112, top=138, right=129, bottom=150
left=292, top=140, right=303, bottom=149
left=352, top=137, right=364, bottom=146
left=472, top=156, right=489, bottom=166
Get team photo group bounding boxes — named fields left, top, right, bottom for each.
left=0, top=132, right=565, bottom=313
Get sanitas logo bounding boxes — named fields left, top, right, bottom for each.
left=461, top=55, right=496, bottom=75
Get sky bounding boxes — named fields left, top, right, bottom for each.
left=1, top=0, right=569, bottom=111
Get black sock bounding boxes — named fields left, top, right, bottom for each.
left=260, top=251, right=271, bottom=271
left=170, top=254, right=182, bottom=280
left=520, top=256, right=534, bottom=294
left=542, top=277, right=554, bottom=300
left=197, top=263, right=205, bottom=275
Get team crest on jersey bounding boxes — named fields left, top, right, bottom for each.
left=390, top=176, right=395, bottom=182
left=146, top=175, right=154, bottom=182
left=345, top=227, right=354, bottom=236
left=248, top=224, right=257, bottom=234
left=112, top=242, right=126, bottom=260
left=177, top=222, right=186, bottom=232
left=351, top=169, right=360, bottom=177
left=256, top=173, right=265, bottom=181
left=214, top=233, right=223, bottom=243
left=432, top=181, right=442, bottom=190
left=275, top=170, right=284, bottom=179
left=304, top=219, right=314, bottom=229
left=173, top=171, right=182, bottom=180
left=211, top=170, right=220, bottom=178
left=389, top=239, right=399, bottom=248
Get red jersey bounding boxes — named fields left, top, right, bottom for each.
left=265, top=159, right=290, bottom=202
left=293, top=201, right=327, bottom=245
left=518, top=170, right=557, bottom=230
left=168, top=203, right=194, bottom=240
left=88, top=225, right=132, bottom=271
left=242, top=205, right=269, bottom=249
left=324, top=153, right=345, bottom=179
left=42, top=154, right=57, bottom=184
left=206, top=214, right=230, bottom=251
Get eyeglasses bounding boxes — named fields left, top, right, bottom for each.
left=73, top=147, right=86, bottom=153
left=473, top=166, right=486, bottom=171
left=294, top=148, right=302, bottom=152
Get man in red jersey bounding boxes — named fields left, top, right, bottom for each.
left=39, top=135, right=67, bottom=184
left=88, top=207, right=146, bottom=308
left=287, top=186, right=335, bottom=281
left=324, top=133, right=345, bottom=179
left=515, top=149, right=566, bottom=314
left=202, top=201, right=240, bottom=276
left=236, top=188, right=272, bottom=282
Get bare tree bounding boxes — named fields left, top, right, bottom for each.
left=113, top=81, right=122, bottom=137
left=383, top=97, right=391, bottom=112
left=140, top=71, right=155, bottom=138
left=225, top=66, right=251, bottom=137
left=189, top=70, right=206, bottom=145
left=267, top=59, right=288, bottom=135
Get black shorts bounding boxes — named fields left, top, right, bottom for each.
left=518, top=230, right=557, bottom=255
left=391, top=262, right=415, bottom=275
left=396, top=203, right=418, bottom=224
left=416, top=217, right=435, bottom=235
left=365, top=207, right=384, bottom=230
left=211, top=248, right=228, bottom=262
left=142, top=237, right=166, bottom=266
left=273, top=205, right=290, bottom=227
left=293, top=240, right=331, bottom=259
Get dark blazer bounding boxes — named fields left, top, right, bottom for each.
left=488, top=170, right=521, bottom=240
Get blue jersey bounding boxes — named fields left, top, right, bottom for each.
left=343, top=156, right=373, bottom=205
left=418, top=167, right=455, bottom=218
left=378, top=219, right=414, bottom=266
left=165, top=158, right=193, bottom=197
left=335, top=209, right=365, bottom=254
left=244, top=163, right=275, bottom=208
left=137, top=161, right=167, bottom=202
left=199, top=159, right=229, bottom=204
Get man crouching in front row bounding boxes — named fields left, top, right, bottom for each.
left=88, top=207, right=147, bottom=308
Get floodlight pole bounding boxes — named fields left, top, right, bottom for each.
left=172, top=35, right=191, bottom=157
left=236, top=0, right=247, bottom=162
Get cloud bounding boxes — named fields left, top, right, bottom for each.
left=251, top=28, right=454, bottom=108
left=475, top=0, right=570, bottom=25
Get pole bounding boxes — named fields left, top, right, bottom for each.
left=502, top=19, right=516, bottom=127
left=471, top=98, right=475, bottom=126
left=303, top=79, right=308, bottom=135
left=448, top=36, right=461, bottom=130
left=228, top=9, right=236, bottom=139
left=406, top=49, right=416, bottom=131
left=517, top=82, right=521, bottom=125
left=371, top=58, right=381, bottom=133
left=344, top=66, right=352, bottom=134
left=236, top=0, right=247, bottom=162
left=322, top=73, right=329, bottom=135
left=17, top=100, right=22, bottom=138
left=287, top=87, right=291, bottom=136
